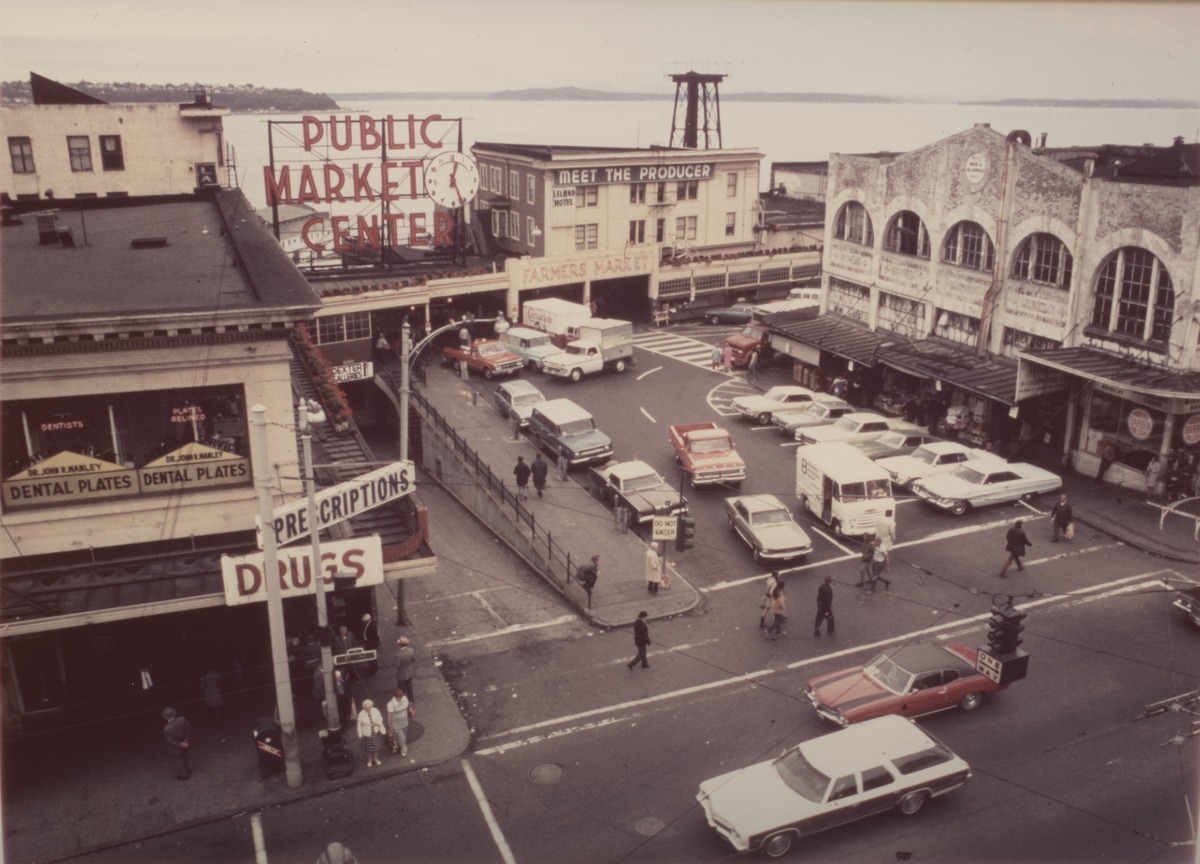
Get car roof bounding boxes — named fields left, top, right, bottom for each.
left=504, top=326, right=550, bottom=339
left=727, top=494, right=787, bottom=512
left=839, top=412, right=886, bottom=423
left=885, top=643, right=974, bottom=675
left=499, top=379, right=544, bottom=396
left=799, top=715, right=942, bottom=776
left=764, top=385, right=816, bottom=398
left=608, top=460, right=657, bottom=479
left=534, top=398, right=593, bottom=422
left=920, top=441, right=975, bottom=454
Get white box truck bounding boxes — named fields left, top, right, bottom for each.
left=795, top=442, right=895, bottom=537
left=522, top=298, right=592, bottom=347
left=542, top=318, right=634, bottom=381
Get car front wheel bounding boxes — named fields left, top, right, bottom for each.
left=959, top=692, right=983, bottom=711
left=949, top=500, right=970, bottom=516
left=762, top=832, right=794, bottom=858
left=570, top=368, right=583, bottom=383
left=484, top=368, right=495, bottom=380
left=614, top=359, right=627, bottom=373
left=755, top=412, right=771, bottom=425
left=707, top=315, right=720, bottom=325
left=897, top=790, right=928, bottom=816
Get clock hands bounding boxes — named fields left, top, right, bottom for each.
left=449, top=162, right=465, bottom=206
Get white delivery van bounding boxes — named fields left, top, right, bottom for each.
left=521, top=298, right=592, bottom=347
left=795, top=442, right=894, bottom=537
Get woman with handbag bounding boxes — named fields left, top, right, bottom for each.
left=386, top=687, right=413, bottom=758
left=356, top=699, right=385, bottom=768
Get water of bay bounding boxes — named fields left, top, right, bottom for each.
left=224, top=96, right=1200, bottom=211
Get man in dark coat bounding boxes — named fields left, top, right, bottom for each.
left=1050, top=493, right=1073, bottom=542
left=577, top=554, right=600, bottom=603
left=999, top=519, right=1031, bottom=577
left=627, top=611, right=651, bottom=670
left=531, top=453, right=549, bottom=497
left=162, top=706, right=192, bottom=780
left=513, top=455, right=532, bottom=499
left=814, top=575, right=835, bottom=636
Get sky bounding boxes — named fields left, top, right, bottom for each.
left=1, top=0, right=1198, bottom=102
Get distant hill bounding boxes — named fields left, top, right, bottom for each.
left=0, top=80, right=339, bottom=112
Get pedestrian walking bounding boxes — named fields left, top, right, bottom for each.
left=830, top=374, right=848, bottom=398
left=513, top=455, right=531, bottom=499
left=359, top=613, right=380, bottom=676
left=201, top=668, right=224, bottom=728
left=531, top=452, right=549, bottom=498
left=645, top=542, right=663, bottom=594
left=760, top=570, right=780, bottom=628
left=332, top=623, right=357, bottom=654
left=1145, top=455, right=1161, bottom=500
left=767, top=582, right=787, bottom=639
left=868, top=540, right=891, bottom=593
left=999, top=519, right=1031, bottom=577
left=394, top=636, right=416, bottom=703
left=721, top=343, right=734, bottom=373
left=875, top=508, right=896, bottom=573
left=627, top=611, right=651, bottom=669
left=814, top=575, right=835, bottom=636
left=747, top=349, right=760, bottom=383
left=856, top=535, right=874, bottom=587
left=356, top=699, right=386, bottom=768
left=711, top=344, right=722, bottom=371
left=1096, top=441, right=1116, bottom=482
left=576, top=554, right=600, bottom=603
left=161, top=706, right=192, bottom=780
left=385, top=687, right=412, bottom=758
left=1050, top=493, right=1074, bottom=542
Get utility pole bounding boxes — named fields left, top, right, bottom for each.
left=397, top=319, right=412, bottom=626
left=249, top=405, right=303, bottom=788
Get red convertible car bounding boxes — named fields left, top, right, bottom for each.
left=805, top=643, right=1004, bottom=727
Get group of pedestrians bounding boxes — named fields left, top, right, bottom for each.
left=756, top=570, right=836, bottom=639
left=512, top=453, right=549, bottom=499
left=997, top=493, right=1074, bottom=577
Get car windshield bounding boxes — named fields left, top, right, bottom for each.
left=478, top=343, right=502, bottom=356
left=952, top=466, right=987, bottom=485
left=512, top=393, right=542, bottom=406
left=876, top=431, right=905, bottom=446
left=840, top=479, right=890, bottom=501
left=740, top=325, right=764, bottom=339
left=910, top=447, right=938, bottom=465
left=831, top=417, right=859, bottom=431
left=690, top=437, right=730, bottom=454
left=560, top=419, right=596, bottom=435
left=525, top=334, right=551, bottom=347
left=806, top=403, right=829, bottom=417
left=753, top=509, right=792, bottom=526
left=624, top=472, right=662, bottom=492
left=864, top=653, right=913, bottom=695
left=773, top=748, right=831, bottom=803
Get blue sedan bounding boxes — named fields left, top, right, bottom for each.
left=705, top=303, right=756, bottom=325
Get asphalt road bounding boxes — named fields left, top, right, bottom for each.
left=74, top=325, right=1199, bottom=864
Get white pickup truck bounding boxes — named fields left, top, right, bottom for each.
left=542, top=318, right=634, bottom=381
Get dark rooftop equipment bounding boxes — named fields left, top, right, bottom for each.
left=669, top=70, right=726, bottom=150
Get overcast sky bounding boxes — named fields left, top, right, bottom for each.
left=2, top=0, right=1198, bottom=102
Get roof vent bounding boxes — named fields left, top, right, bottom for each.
left=130, top=237, right=169, bottom=249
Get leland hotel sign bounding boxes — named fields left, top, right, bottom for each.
left=263, top=114, right=475, bottom=254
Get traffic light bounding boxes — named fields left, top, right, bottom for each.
left=986, top=601, right=1026, bottom=655
left=676, top=514, right=696, bottom=552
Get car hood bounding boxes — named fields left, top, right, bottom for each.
left=512, top=403, right=539, bottom=421
left=807, top=667, right=892, bottom=716
left=877, top=454, right=924, bottom=479
left=732, top=396, right=777, bottom=412
left=725, top=334, right=759, bottom=349
left=753, top=522, right=811, bottom=549
left=625, top=488, right=683, bottom=513
left=914, top=474, right=981, bottom=498
left=563, top=430, right=612, bottom=451
left=803, top=426, right=856, bottom=443
left=699, top=761, right=820, bottom=839
left=689, top=450, right=745, bottom=469
left=487, top=350, right=523, bottom=365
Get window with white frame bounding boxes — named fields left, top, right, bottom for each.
left=630, top=183, right=646, bottom=204
left=67, top=135, right=92, bottom=172
left=509, top=170, right=519, bottom=198
left=490, top=166, right=502, bottom=194
left=834, top=201, right=873, bottom=245
left=316, top=311, right=370, bottom=344
left=656, top=218, right=665, bottom=243
left=656, top=182, right=667, bottom=203
left=510, top=216, right=520, bottom=243
left=884, top=210, right=929, bottom=258
left=1011, top=233, right=1073, bottom=288
left=527, top=216, right=536, bottom=246
left=675, top=216, right=697, bottom=241
left=725, top=213, right=736, bottom=237
left=629, top=220, right=646, bottom=245
left=8, top=137, right=34, bottom=173
left=576, top=185, right=598, bottom=207
left=493, top=210, right=509, bottom=238
left=526, top=175, right=535, bottom=204
left=100, top=135, right=124, bottom=171
left=1090, top=247, right=1175, bottom=345
left=726, top=173, right=737, bottom=196
left=478, top=164, right=488, bottom=192
left=676, top=180, right=698, bottom=200
left=933, top=308, right=980, bottom=344
left=943, top=221, right=994, bottom=271
left=574, top=223, right=598, bottom=250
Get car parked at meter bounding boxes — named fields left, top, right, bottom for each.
left=704, top=303, right=756, bottom=325
left=491, top=379, right=546, bottom=428
left=527, top=399, right=613, bottom=468
left=877, top=442, right=981, bottom=489
left=805, top=643, right=1004, bottom=727
left=911, top=455, right=1061, bottom=515
left=732, top=385, right=818, bottom=425
left=724, top=494, right=813, bottom=562
left=586, top=459, right=687, bottom=526
left=697, top=714, right=972, bottom=858
left=850, top=428, right=942, bottom=461
left=770, top=398, right=855, bottom=438
left=800, top=413, right=926, bottom=447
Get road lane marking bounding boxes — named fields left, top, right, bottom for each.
left=640, top=406, right=657, bottom=423
left=636, top=366, right=662, bottom=381
left=428, top=615, right=579, bottom=648
left=461, top=759, right=518, bottom=864
left=474, top=571, right=1170, bottom=755
left=780, top=441, right=802, bottom=448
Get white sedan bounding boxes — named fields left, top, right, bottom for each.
left=732, top=385, right=818, bottom=425
left=724, top=494, right=813, bottom=562
left=877, top=441, right=982, bottom=488
left=911, top=455, right=1062, bottom=515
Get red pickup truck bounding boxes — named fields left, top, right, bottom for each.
left=669, top=422, right=746, bottom=487
left=723, top=322, right=773, bottom=368
left=441, top=339, right=523, bottom=379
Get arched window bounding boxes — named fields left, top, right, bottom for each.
left=1011, top=233, right=1073, bottom=288
left=834, top=201, right=873, bottom=246
left=1090, top=247, right=1175, bottom=345
left=884, top=211, right=929, bottom=259
left=942, top=221, right=994, bottom=271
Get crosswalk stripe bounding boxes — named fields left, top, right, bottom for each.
left=635, top=331, right=727, bottom=370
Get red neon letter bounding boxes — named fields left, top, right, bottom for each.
left=263, top=165, right=293, bottom=206
left=301, top=116, right=325, bottom=150
left=301, top=217, right=327, bottom=252
left=433, top=211, right=454, bottom=246
left=331, top=216, right=351, bottom=251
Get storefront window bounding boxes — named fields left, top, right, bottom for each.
left=1087, top=390, right=1164, bottom=468
left=2, top=385, right=250, bottom=511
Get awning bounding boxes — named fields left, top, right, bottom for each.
left=876, top=337, right=1018, bottom=405
left=1018, top=346, right=1200, bottom=406
left=767, top=316, right=895, bottom=367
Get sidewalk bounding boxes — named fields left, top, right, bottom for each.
left=1, top=608, right=471, bottom=864
left=1063, top=474, right=1200, bottom=566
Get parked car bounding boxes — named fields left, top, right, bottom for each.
left=805, top=643, right=1005, bottom=727
left=441, top=339, right=523, bottom=379
left=1172, top=582, right=1200, bottom=628
left=850, top=429, right=942, bottom=461
left=491, top=379, right=546, bottom=428
left=771, top=398, right=855, bottom=438
left=697, top=714, right=972, bottom=858
left=724, top=494, right=813, bottom=562
left=732, top=385, right=818, bottom=425
left=586, top=459, right=687, bottom=526
left=877, top=442, right=981, bottom=489
left=704, top=303, right=756, bottom=325
left=527, top=399, right=613, bottom=468
left=911, top=456, right=1062, bottom=516
left=800, top=413, right=926, bottom=447
left=497, top=326, right=560, bottom=371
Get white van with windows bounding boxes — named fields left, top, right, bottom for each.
left=795, top=442, right=894, bottom=537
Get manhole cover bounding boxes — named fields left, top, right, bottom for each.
left=634, top=817, right=665, bottom=836
left=528, top=762, right=564, bottom=784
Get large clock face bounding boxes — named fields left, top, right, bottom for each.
left=424, top=151, right=480, bottom=209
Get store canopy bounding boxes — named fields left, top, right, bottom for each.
left=876, top=337, right=1018, bottom=405
left=1018, top=346, right=1200, bottom=402
left=767, top=315, right=895, bottom=367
